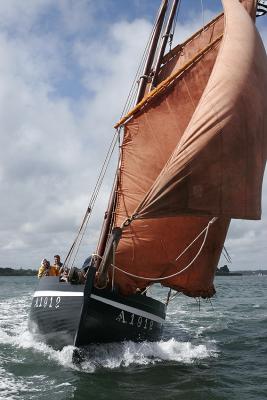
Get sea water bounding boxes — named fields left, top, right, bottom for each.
left=0, top=275, right=266, bottom=400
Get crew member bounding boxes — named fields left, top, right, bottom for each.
left=38, top=259, right=59, bottom=278
left=53, top=254, right=63, bottom=274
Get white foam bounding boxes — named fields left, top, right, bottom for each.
left=77, top=338, right=218, bottom=372
left=0, top=366, right=43, bottom=400
left=2, top=326, right=79, bottom=370
left=0, top=289, right=218, bottom=375
left=1, top=319, right=218, bottom=373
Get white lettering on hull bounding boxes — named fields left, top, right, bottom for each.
left=32, top=290, right=165, bottom=324
left=115, top=311, right=155, bottom=330
left=34, top=296, right=61, bottom=309
left=116, top=310, right=127, bottom=324
left=90, top=294, right=165, bottom=324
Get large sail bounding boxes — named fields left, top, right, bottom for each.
left=112, top=0, right=261, bottom=297
left=135, top=0, right=267, bottom=221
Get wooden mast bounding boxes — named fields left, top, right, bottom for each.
left=151, top=0, right=180, bottom=88
left=96, top=0, right=171, bottom=286
left=135, top=0, right=169, bottom=103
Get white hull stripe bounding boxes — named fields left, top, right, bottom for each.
left=91, top=294, right=165, bottom=324
left=33, top=290, right=165, bottom=324
left=33, top=290, right=83, bottom=297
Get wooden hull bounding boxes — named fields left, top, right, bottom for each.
left=28, top=274, right=166, bottom=350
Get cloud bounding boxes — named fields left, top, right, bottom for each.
left=3, top=238, right=28, bottom=251
left=0, top=1, right=266, bottom=271
left=221, top=179, right=267, bottom=269
left=0, top=2, right=153, bottom=268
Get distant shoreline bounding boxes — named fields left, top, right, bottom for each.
left=0, top=267, right=266, bottom=277
left=215, top=270, right=267, bottom=276
left=216, top=272, right=242, bottom=276
left=0, top=267, right=37, bottom=276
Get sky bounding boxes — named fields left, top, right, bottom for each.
left=0, top=0, right=266, bottom=270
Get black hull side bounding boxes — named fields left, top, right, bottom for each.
left=29, top=275, right=166, bottom=350
left=29, top=277, right=84, bottom=349
left=75, top=287, right=165, bottom=346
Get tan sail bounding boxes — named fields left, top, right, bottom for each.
left=112, top=0, right=262, bottom=297
left=135, top=0, right=267, bottom=220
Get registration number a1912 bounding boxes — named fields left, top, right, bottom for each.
left=33, top=296, right=61, bottom=309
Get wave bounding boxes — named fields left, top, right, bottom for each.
left=0, top=290, right=218, bottom=375
left=77, top=339, right=218, bottom=372
left=1, top=323, right=218, bottom=374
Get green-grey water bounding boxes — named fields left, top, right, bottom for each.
left=0, top=275, right=266, bottom=400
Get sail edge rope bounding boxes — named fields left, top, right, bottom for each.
left=114, top=34, right=223, bottom=129
left=94, top=217, right=217, bottom=282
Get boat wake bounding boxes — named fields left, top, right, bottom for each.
left=76, top=339, right=218, bottom=372
left=0, top=323, right=218, bottom=374
left=0, top=292, right=218, bottom=375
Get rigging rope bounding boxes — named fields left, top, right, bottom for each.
left=95, top=217, right=217, bottom=282
left=169, top=0, right=180, bottom=51
left=200, top=0, right=205, bottom=32
left=165, top=289, right=182, bottom=304
left=64, top=129, right=120, bottom=268
left=64, top=1, right=184, bottom=268
left=222, top=245, right=232, bottom=263
left=121, top=4, right=166, bottom=116
left=63, top=11, right=165, bottom=268
left=121, top=0, right=182, bottom=114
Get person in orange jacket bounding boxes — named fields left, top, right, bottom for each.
left=38, top=259, right=59, bottom=278
left=52, top=254, right=63, bottom=274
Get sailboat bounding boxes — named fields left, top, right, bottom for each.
left=29, top=0, right=267, bottom=350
